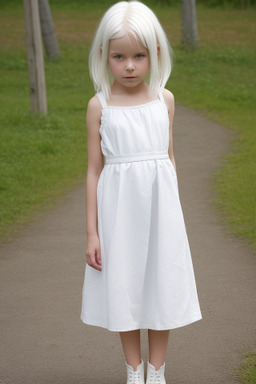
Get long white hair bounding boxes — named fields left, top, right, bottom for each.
left=89, top=1, right=173, bottom=99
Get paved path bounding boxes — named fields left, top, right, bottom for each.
left=0, top=105, right=255, bottom=384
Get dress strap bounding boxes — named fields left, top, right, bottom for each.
left=96, top=92, right=108, bottom=109
left=157, top=88, right=165, bottom=103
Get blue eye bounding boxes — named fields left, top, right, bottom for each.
left=136, top=54, right=144, bottom=59
left=114, top=55, right=122, bottom=60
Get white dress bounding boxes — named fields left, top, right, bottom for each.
left=81, top=89, right=202, bottom=332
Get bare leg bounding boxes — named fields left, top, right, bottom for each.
left=148, top=329, right=170, bottom=370
left=119, top=330, right=141, bottom=370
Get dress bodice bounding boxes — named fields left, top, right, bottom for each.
left=97, top=92, right=170, bottom=159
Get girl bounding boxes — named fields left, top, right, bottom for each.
left=81, top=1, right=202, bottom=383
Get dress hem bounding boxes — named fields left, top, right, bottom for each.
left=80, top=313, right=202, bottom=332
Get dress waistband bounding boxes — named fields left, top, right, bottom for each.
left=105, top=151, right=169, bottom=164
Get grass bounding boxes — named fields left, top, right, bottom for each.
left=0, top=9, right=93, bottom=238
left=0, top=4, right=255, bottom=249
left=238, top=352, right=256, bottom=384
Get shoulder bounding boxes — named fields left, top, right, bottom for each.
left=87, top=95, right=102, bottom=114
left=86, top=95, right=102, bottom=129
left=162, top=88, right=174, bottom=108
left=86, top=95, right=102, bottom=124
left=162, top=88, right=175, bottom=117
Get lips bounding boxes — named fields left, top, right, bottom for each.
left=125, top=76, right=136, bottom=79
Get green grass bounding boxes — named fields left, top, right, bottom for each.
left=238, top=352, right=256, bottom=384
left=0, top=24, right=93, bottom=238
left=0, top=4, right=255, bottom=250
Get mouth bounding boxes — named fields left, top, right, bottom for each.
left=125, top=76, right=136, bottom=79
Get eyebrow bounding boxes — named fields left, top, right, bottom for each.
left=110, top=50, right=147, bottom=55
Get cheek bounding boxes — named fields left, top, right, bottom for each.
left=108, top=61, right=116, bottom=74
left=142, top=57, right=150, bottom=70
left=109, top=60, right=121, bottom=72
left=143, top=60, right=150, bottom=73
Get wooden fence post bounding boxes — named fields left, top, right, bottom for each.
left=38, top=0, right=60, bottom=59
left=23, top=0, right=47, bottom=113
left=181, top=0, right=199, bottom=48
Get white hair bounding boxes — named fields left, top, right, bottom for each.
left=89, top=1, right=173, bottom=99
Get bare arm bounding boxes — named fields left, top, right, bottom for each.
left=163, top=88, right=176, bottom=172
left=85, top=96, right=104, bottom=271
left=163, top=89, right=187, bottom=232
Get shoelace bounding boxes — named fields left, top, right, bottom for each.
left=128, top=369, right=142, bottom=384
left=147, top=370, right=162, bottom=383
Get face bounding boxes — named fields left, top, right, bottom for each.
left=108, top=34, right=150, bottom=90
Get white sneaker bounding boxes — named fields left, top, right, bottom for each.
left=126, top=359, right=145, bottom=384
left=146, top=360, right=166, bottom=384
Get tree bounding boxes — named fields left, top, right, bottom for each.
left=38, top=0, right=60, bottom=59
left=23, top=0, right=47, bottom=113
left=181, top=0, right=199, bottom=48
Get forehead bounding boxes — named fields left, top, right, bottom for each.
left=108, top=34, right=147, bottom=53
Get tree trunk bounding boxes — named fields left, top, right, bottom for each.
left=38, top=0, right=60, bottom=59
left=23, top=0, right=47, bottom=113
left=181, top=0, right=199, bottom=48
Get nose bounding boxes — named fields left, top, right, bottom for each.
left=125, top=59, right=135, bottom=71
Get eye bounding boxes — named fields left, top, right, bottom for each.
left=136, top=54, right=145, bottom=59
left=114, top=55, right=123, bottom=60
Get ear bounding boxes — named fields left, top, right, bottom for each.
left=157, top=44, right=160, bottom=57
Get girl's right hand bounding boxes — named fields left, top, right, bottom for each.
left=85, top=234, right=102, bottom=271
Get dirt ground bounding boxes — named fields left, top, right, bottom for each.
left=0, top=105, right=255, bottom=384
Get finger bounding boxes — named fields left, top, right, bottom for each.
left=94, top=252, right=102, bottom=271
left=91, top=260, right=102, bottom=271
left=95, top=248, right=102, bottom=266
left=87, top=252, right=102, bottom=271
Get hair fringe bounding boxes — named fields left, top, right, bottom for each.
left=89, top=1, right=173, bottom=99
